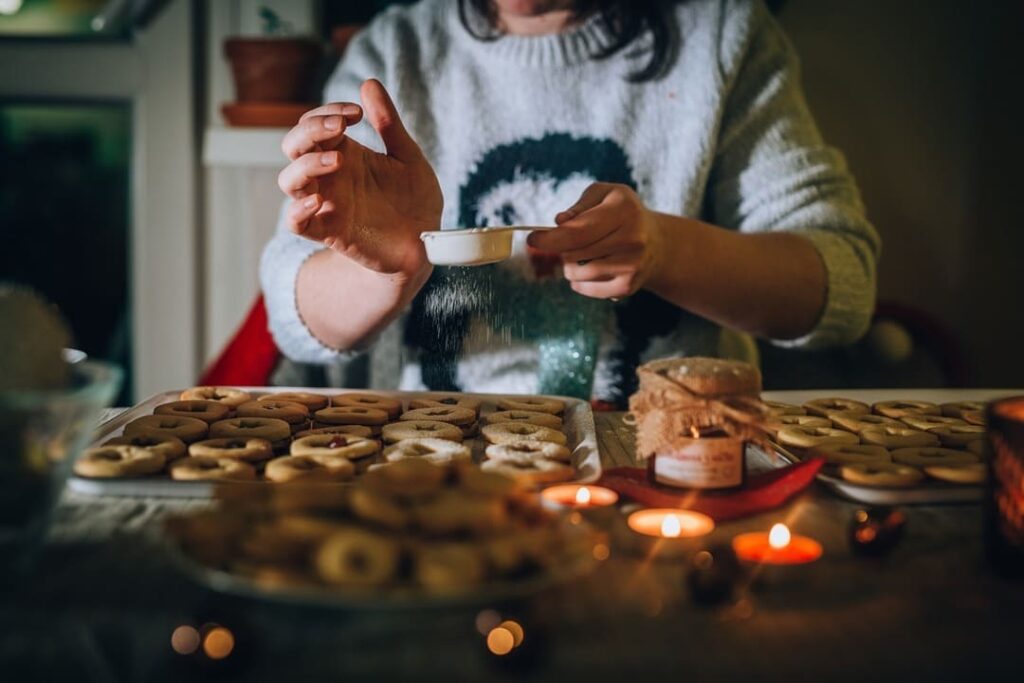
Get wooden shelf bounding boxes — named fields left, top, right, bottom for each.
left=203, top=127, right=286, bottom=167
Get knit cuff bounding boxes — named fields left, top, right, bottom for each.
left=260, top=236, right=358, bottom=365
left=772, top=229, right=875, bottom=350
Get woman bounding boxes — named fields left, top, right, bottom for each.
left=260, top=0, right=879, bottom=406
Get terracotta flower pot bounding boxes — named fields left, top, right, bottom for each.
left=225, top=37, right=321, bottom=103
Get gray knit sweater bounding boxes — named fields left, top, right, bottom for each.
left=260, top=0, right=880, bottom=404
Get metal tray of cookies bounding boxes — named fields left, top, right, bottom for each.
left=762, top=388, right=1019, bottom=506
left=69, top=387, right=600, bottom=498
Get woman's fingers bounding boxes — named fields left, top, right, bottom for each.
left=562, top=250, right=643, bottom=282
left=287, top=194, right=322, bottom=236
left=282, top=103, right=362, bottom=159
left=528, top=215, right=619, bottom=254
left=554, top=183, right=611, bottom=224
left=299, top=102, right=363, bottom=123
left=277, top=151, right=342, bottom=198
left=571, top=275, right=634, bottom=300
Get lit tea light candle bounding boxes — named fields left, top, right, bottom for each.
left=541, top=484, right=619, bottom=509
left=732, top=523, right=823, bottom=565
left=626, top=508, right=715, bottom=539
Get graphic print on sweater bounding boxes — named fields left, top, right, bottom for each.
left=405, top=133, right=682, bottom=404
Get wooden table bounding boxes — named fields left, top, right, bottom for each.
left=3, top=391, right=1023, bottom=681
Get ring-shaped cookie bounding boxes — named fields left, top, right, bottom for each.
left=764, top=400, right=807, bottom=416
left=940, top=401, right=985, bottom=419
left=924, top=463, right=986, bottom=484
left=900, top=414, right=966, bottom=432
left=414, top=542, right=486, bottom=589
left=188, top=437, right=273, bottom=462
left=496, top=396, right=565, bottom=415
left=929, top=424, right=986, bottom=448
left=481, top=457, right=575, bottom=486
left=890, top=447, right=979, bottom=468
left=168, top=455, right=256, bottom=481
left=258, top=391, right=330, bottom=412
left=860, top=426, right=939, bottom=449
left=485, top=441, right=572, bottom=463
left=399, top=406, right=476, bottom=426
left=75, top=444, right=166, bottom=478
left=961, top=410, right=985, bottom=426
left=331, top=393, right=403, bottom=419
left=828, top=412, right=904, bottom=434
left=815, top=444, right=891, bottom=466
left=776, top=426, right=859, bottom=449
left=179, top=386, right=251, bottom=409
left=209, top=417, right=292, bottom=449
left=124, top=414, right=209, bottom=444
left=482, top=421, right=568, bottom=446
left=264, top=455, right=354, bottom=483
left=362, top=458, right=448, bottom=498
left=840, top=463, right=924, bottom=487
left=237, top=400, right=309, bottom=428
left=314, top=406, right=389, bottom=428
left=382, top=420, right=463, bottom=444
left=765, top=415, right=830, bottom=436
left=803, top=398, right=869, bottom=417
left=154, top=400, right=230, bottom=425
left=294, top=424, right=375, bottom=440
left=315, top=528, right=400, bottom=587
left=104, top=434, right=186, bottom=462
left=290, top=434, right=379, bottom=460
left=873, top=400, right=940, bottom=418
left=382, top=438, right=472, bottom=464
left=483, top=410, right=563, bottom=429
left=409, top=394, right=482, bottom=415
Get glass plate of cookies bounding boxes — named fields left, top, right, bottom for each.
left=68, top=387, right=600, bottom=497
left=163, top=460, right=604, bottom=609
left=761, top=389, right=1013, bottom=505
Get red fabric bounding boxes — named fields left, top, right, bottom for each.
left=199, top=296, right=279, bottom=386
left=598, top=457, right=824, bottom=522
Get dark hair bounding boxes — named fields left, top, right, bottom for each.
left=457, top=0, right=682, bottom=82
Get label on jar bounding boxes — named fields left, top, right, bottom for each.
left=652, top=439, right=744, bottom=489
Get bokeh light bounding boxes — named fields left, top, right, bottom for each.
left=475, top=609, right=502, bottom=635
left=486, top=627, right=515, bottom=656
left=202, top=626, right=235, bottom=660
left=170, top=625, right=200, bottom=655
left=592, top=542, right=610, bottom=561
left=499, top=620, right=524, bottom=648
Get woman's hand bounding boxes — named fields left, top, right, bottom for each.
left=528, top=182, right=665, bottom=300
left=278, top=79, right=443, bottom=277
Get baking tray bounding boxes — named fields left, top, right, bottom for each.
left=69, top=387, right=600, bottom=498
left=760, top=389, right=1022, bottom=506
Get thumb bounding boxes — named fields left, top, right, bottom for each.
left=360, top=78, right=421, bottom=162
left=555, top=183, right=610, bottom=224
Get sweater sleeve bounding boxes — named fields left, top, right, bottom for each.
left=708, top=0, right=881, bottom=349
left=259, top=21, right=393, bottom=364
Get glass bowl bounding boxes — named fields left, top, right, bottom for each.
left=0, top=356, right=121, bottom=573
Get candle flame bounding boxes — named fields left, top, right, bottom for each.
left=575, top=486, right=592, bottom=505
left=661, top=514, right=683, bottom=538
left=769, top=523, right=791, bottom=549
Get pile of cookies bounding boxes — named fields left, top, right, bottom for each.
left=74, top=387, right=578, bottom=486
left=165, top=458, right=598, bottom=596
left=766, top=398, right=987, bottom=487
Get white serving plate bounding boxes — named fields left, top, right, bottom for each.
left=763, top=388, right=1023, bottom=506
left=420, top=226, right=551, bottom=266
left=70, top=387, right=600, bottom=498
